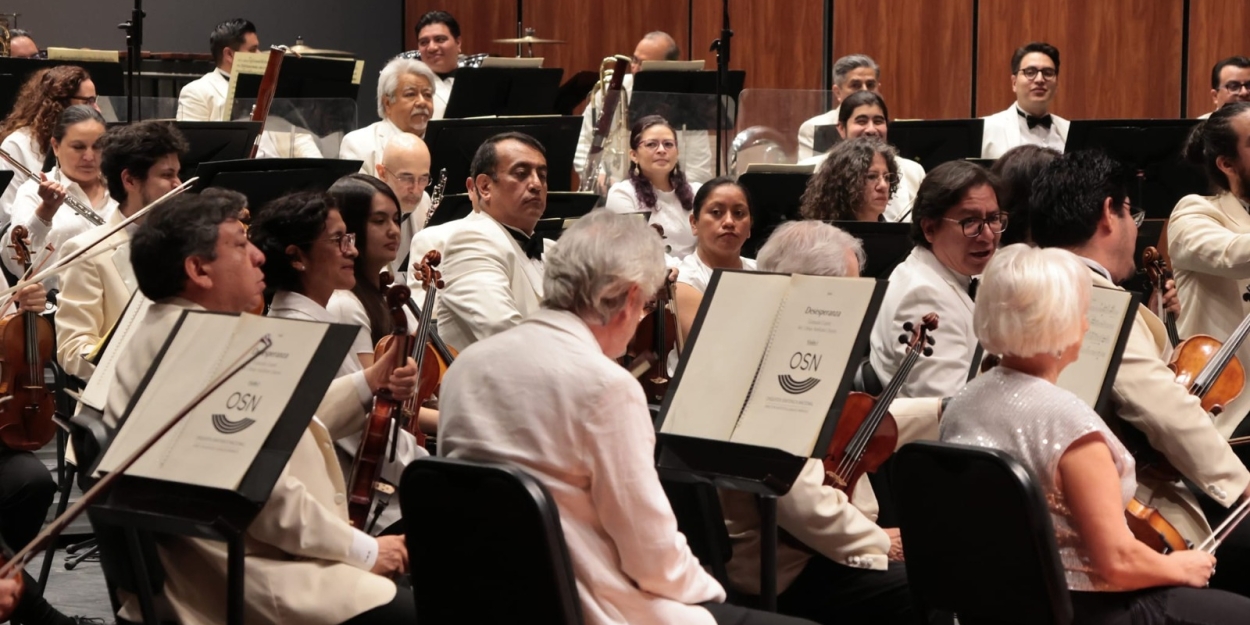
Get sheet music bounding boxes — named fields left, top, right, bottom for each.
left=96, top=313, right=329, bottom=490
left=223, top=51, right=272, bottom=121
left=1056, top=286, right=1135, bottom=407
left=46, top=48, right=119, bottom=63
left=352, top=60, right=365, bottom=85
left=79, top=292, right=153, bottom=411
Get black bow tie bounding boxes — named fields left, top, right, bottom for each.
left=967, top=277, right=979, bottom=302
left=1018, top=109, right=1053, bottom=130
left=507, top=227, right=544, bottom=260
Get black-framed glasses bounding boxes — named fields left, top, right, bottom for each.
left=1017, top=67, right=1057, bottom=80
left=1222, top=81, right=1250, bottom=94
left=313, top=232, right=356, bottom=254
left=943, top=213, right=1009, bottom=238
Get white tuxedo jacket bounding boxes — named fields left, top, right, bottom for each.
left=55, top=210, right=136, bottom=381
left=980, top=103, right=1069, bottom=159
left=177, top=70, right=229, bottom=122
left=339, top=119, right=402, bottom=175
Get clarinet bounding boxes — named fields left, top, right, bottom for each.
left=0, top=149, right=105, bottom=226
left=423, top=168, right=447, bottom=228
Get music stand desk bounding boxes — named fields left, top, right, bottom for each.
left=172, top=122, right=263, bottom=181
left=736, top=171, right=811, bottom=257
left=193, top=158, right=362, bottom=212
left=835, top=221, right=913, bottom=279
left=889, top=119, right=985, bottom=170
left=233, top=56, right=360, bottom=101
left=629, top=70, right=746, bottom=131
left=424, top=116, right=581, bottom=196
left=444, top=67, right=564, bottom=119
left=1065, top=119, right=1205, bottom=219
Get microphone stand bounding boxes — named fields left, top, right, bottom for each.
left=709, top=0, right=732, bottom=177
left=117, top=0, right=144, bottom=123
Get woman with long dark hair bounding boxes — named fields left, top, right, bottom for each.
left=604, top=114, right=700, bottom=261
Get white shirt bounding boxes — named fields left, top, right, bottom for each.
left=0, top=126, right=43, bottom=228
left=796, top=107, right=840, bottom=161
left=4, top=166, right=118, bottom=290
left=798, top=151, right=925, bottom=222
left=433, top=74, right=453, bottom=120
left=440, top=308, right=724, bottom=625
left=393, top=191, right=432, bottom=274
left=604, top=179, right=701, bottom=261
left=980, top=102, right=1069, bottom=159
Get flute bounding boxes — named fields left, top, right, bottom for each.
left=0, top=148, right=106, bottom=226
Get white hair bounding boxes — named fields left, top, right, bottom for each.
left=756, top=220, right=866, bottom=277
left=376, top=57, right=439, bottom=118
left=543, top=209, right=666, bottom=324
left=974, top=244, right=1090, bottom=358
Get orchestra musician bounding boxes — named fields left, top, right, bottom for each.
left=797, top=54, right=881, bottom=161
left=1169, top=102, right=1250, bottom=437
left=413, top=10, right=461, bottom=120
left=604, top=114, right=701, bottom=262
left=176, top=18, right=259, bottom=123
left=1200, top=57, right=1250, bottom=119
left=373, top=133, right=432, bottom=274
left=721, top=219, right=941, bottom=625
left=799, top=136, right=899, bottom=223
left=436, top=132, right=550, bottom=351
left=107, top=188, right=418, bottom=624
left=406, top=177, right=479, bottom=303
left=340, top=57, right=437, bottom=175
left=988, top=144, right=1060, bottom=245
left=9, top=29, right=40, bottom=59
left=798, top=92, right=924, bottom=222
left=672, top=177, right=754, bottom=346
left=56, top=120, right=188, bottom=381
left=2, top=105, right=116, bottom=290
left=0, top=65, right=99, bottom=222
left=869, top=161, right=1003, bottom=398
left=942, top=243, right=1250, bottom=623
left=981, top=42, right=1069, bottom=159
left=1030, top=150, right=1250, bottom=591
left=438, top=208, right=817, bottom=625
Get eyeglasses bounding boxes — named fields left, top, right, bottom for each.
left=943, top=213, right=1009, bottom=238
left=314, top=232, right=356, bottom=254
left=1016, top=67, right=1057, bottom=81
left=1222, top=81, right=1250, bottom=94
left=638, top=139, right=677, bottom=152
left=67, top=95, right=98, bottom=105
left=864, top=172, right=899, bottom=186
left=382, top=166, right=431, bottom=189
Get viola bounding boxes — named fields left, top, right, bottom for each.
left=1126, top=497, right=1189, bottom=553
left=0, top=226, right=56, bottom=451
left=823, top=314, right=937, bottom=494
left=1142, top=246, right=1180, bottom=347
left=625, top=271, right=684, bottom=403
left=1167, top=308, right=1250, bottom=417
left=346, top=280, right=411, bottom=531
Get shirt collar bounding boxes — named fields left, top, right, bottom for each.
left=914, top=246, right=974, bottom=292
left=1077, top=256, right=1113, bottom=282
left=269, top=290, right=335, bottom=323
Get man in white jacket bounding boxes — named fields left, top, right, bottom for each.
left=980, top=42, right=1069, bottom=159
left=176, top=19, right=259, bottom=123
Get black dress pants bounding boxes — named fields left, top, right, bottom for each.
left=1070, top=586, right=1250, bottom=624
left=776, top=557, right=917, bottom=625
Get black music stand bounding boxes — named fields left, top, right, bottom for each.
left=423, top=116, right=581, bottom=195
left=0, top=170, right=16, bottom=207
left=172, top=122, right=263, bottom=181
left=835, top=221, right=914, bottom=279
left=629, top=70, right=746, bottom=132
left=555, top=70, right=598, bottom=115
left=233, top=56, right=360, bottom=101
left=889, top=120, right=985, bottom=169
left=813, top=125, right=841, bottom=155
left=532, top=192, right=601, bottom=240
left=0, top=58, right=125, bottom=117
left=85, top=310, right=356, bottom=625
left=1065, top=119, right=1206, bottom=219
left=736, top=171, right=811, bottom=258
left=193, top=158, right=362, bottom=212
left=443, top=67, right=564, bottom=119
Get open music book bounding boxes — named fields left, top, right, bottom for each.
left=660, top=271, right=884, bottom=457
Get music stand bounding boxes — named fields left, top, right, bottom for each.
left=736, top=171, right=811, bottom=257
left=0, top=58, right=125, bottom=117
left=193, top=158, right=362, bottom=212
left=171, top=122, right=263, bottom=182
left=443, top=67, right=564, bottom=119
left=888, top=119, right=985, bottom=169
left=1065, top=119, right=1206, bottom=219
left=555, top=70, right=598, bottom=115
left=835, top=221, right=914, bottom=279
left=629, top=70, right=746, bottom=131
left=0, top=170, right=16, bottom=205
left=813, top=125, right=841, bottom=155
left=233, top=56, right=360, bottom=100
left=532, top=192, right=600, bottom=240
left=423, top=116, right=581, bottom=196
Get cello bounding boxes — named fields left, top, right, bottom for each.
left=0, top=226, right=56, bottom=451
left=346, top=280, right=412, bottom=530
left=824, top=314, right=937, bottom=493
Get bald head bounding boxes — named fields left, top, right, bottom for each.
left=631, top=31, right=679, bottom=74
left=376, top=132, right=431, bottom=211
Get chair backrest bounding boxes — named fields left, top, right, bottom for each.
left=660, top=476, right=733, bottom=590
left=401, top=457, right=584, bottom=625
left=895, top=441, right=1072, bottom=625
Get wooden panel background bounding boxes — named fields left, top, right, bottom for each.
left=833, top=0, right=973, bottom=120
left=1186, top=0, right=1250, bottom=118
left=975, top=0, right=1183, bottom=119
left=690, top=0, right=825, bottom=90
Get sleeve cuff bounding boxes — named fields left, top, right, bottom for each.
left=351, top=370, right=372, bottom=407
left=348, top=528, right=379, bottom=571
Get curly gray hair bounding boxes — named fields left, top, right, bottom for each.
left=542, top=210, right=666, bottom=324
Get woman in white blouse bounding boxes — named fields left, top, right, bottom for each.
left=673, top=177, right=755, bottom=350
left=941, top=244, right=1249, bottom=623
left=604, top=114, right=701, bottom=261
left=3, top=105, right=116, bottom=288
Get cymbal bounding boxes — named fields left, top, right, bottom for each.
left=492, top=35, right=565, bottom=45
left=288, top=44, right=353, bottom=57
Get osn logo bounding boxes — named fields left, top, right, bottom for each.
left=212, top=413, right=256, bottom=435
left=778, top=374, right=820, bottom=394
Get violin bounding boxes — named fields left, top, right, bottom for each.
left=1126, top=497, right=1189, bottom=553
left=1142, top=246, right=1180, bottom=347
left=1167, top=307, right=1250, bottom=417
left=824, top=314, right=937, bottom=493
left=625, top=270, right=683, bottom=403
left=346, top=280, right=411, bottom=531
left=0, top=226, right=56, bottom=451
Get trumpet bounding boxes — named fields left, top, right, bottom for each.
left=0, top=149, right=106, bottom=226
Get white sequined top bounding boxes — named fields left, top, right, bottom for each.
left=940, top=366, right=1137, bottom=591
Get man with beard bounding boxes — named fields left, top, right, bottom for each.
left=374, top=133, right=432, bottom=274
left=340, top=58, right=437, bottom=175
left=981, top=42, right=1069, bottom=158
left=56, top=120, right=188, bottom=382
left=1201, top=57, right=1250, bottom=119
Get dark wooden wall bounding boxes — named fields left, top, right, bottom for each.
left=405, top=0, right=1245, bottom=121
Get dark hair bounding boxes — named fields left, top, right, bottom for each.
left=837, top=90, right=890, bottom=127
left=1029, top=150, right=1132, bottom=249
left=627, top=115, right=694, bottom=213
left=9, top=29, right=31, bottom=40
left=210, top=18, right=257, bottom=66
left=800, top=137, right=899, bottom=221
left=1184, top=101, right=1250, bottom=193
left=990, top=145, right=1061, bottom=245
left=1011, top=42, right=1060, bottom=75
left=469, top=132, right=547, bottom=180
left=328, top=174, right=401, bottom=344
left=1211, top=56, right=1250, bottom=90
left=249, top=192, right=336, bottom=295
left=101, top=121, right=189, bottom=203
left=0, top=65, right=90, bottom=155
left=416, top=11, right=461, bottom=39
left=693, top=176, right=754, bottom=221
left=131, top=188, right=247, bottom=301
left=909, top=161, right=1002, bottom=248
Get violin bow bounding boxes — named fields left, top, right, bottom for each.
left=1198, top=495, right=1250, bottom=554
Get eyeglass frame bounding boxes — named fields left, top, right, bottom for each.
left=1221, top=81, right=1250, bottom=94
left=637, top=139, right=678, bottom=152
left=864, top=171, right=900, bottom=186
left=942, top=213, right=1009, bottom=238
left=380, top=165, right=432, bottom=189
left=1015, top=66, right=1058, bottom=81
left=309, top=232, right=357, bottom=254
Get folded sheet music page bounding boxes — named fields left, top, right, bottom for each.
left=1055, top=286, right=1135, bottom=407
left=79, top=292, right=154, bottom=411
left=96, top=312, right=328, bottom=490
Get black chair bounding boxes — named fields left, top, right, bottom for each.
left=401, top=457, right=584, bottom=625
left=38, top=362, right=94, bottom=588
left=660, top=476, right=734, bottom=589
left=894, top=441, right=1073, bottom=625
